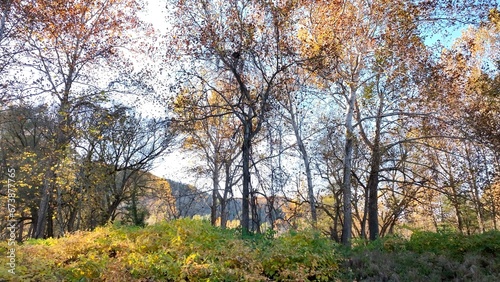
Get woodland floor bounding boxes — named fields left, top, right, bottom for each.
left=1, top=219, right=499, bottom=281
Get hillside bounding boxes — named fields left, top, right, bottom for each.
left=128, top=173, right=285, bottom=229
left=113, top=172, right=213, bottom=225
left=1, top=219, right=499, bottom=281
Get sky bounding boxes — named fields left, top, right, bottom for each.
left=139, top=1, right=204, bottom=185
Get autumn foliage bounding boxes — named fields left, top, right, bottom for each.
left=0, top=0, right=499, bottom=275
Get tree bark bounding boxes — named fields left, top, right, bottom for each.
left=367, top=139, right=381, bottom=240
left=46, top=204, right=54, bottom=238
left=241, top=121, right=252, bottom=235
left=465, top=144, right=485, bottom=232
left=251, top=189, right=261, bottom=233
left=368, top=153, right=380, bottom=241
left=341, top=85, right=356, bottom=247
left=34, top=179, right=51, bottom=238
left=211, top=166, right=220, bottom=226
left=289, top=97, right=317, bottom=227
left=220, top=160, right=233, bottom=229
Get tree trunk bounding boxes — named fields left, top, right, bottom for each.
left=241, top=121, right=252, bottom=235
left=104, top=196, right=122, bottom=225
left=492, top=191, right=498, bottom=230
left=67, top=207, right=77, bottom=233
left=341, top=85, right=356, bottom=247
left=445, top=154, right=464, bottom=233
left=67, top=179, right=84, bottom=232
left=47, top=204, right=54, bottom=238
left=333, top=191, right=342, bottom=242
left=465, top=144, right=485, bottom=232
left=220, top=199, right=228, bottom=229
left=471, top=180, right=485, bottom=232
left=251, top=190, right=261, bottom=233
left=452, top=193, right=464, bottom=234
left=34, top=179, right=51, bottom=238
left=56, top=184, right=65, bottom=236
left=368, top=146, right=381, bottom=240
left=220, top=161, right=233, bottom=229
left=17, top=214, right=24, bottom=242
left=360, top=187, right=368, bottom=239
left=0, top=0, right=12, bottom=40
left=289, top=98, right=317, bottom=227
left=211, top=167, right=220, bottom=226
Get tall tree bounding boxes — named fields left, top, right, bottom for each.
left=169, top=0, right=297, bottom=234
left=275, top=66, right=324, bottom=227
left=173, top=91, right=242, bottom=227
left=0, top=103, right=55, bottom=238
left=14, top=0, right=142, bottom=237
left=77, top=105, right=173, bottom=226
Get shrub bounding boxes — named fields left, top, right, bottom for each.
left=1, top=220, right=498, bottom=281
left=407, top=230, right=500, bottom=260
left=259, top=229, right=340, bottom=281
left=342, top=230, right=500, bottom=281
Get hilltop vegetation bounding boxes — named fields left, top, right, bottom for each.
left=1, top=219, right=499, bottom=281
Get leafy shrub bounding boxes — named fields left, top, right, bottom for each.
left=343, top=230, right=500, bottom=281
left=259, top=229, right=340, bottom=281
left=1, top=220, right=498, bottom=281
left=407, top=230, right=500, bottom=260
left=406, top=230, right=463, bottom=257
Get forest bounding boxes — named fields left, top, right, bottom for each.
left=0, top=0, right=499, bottom=280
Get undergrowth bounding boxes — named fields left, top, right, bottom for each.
left=343, top=230, right=500, bottom=281
left=0, top=219, right=339, bottom=281
left=0, top=220, right=498, bottom=281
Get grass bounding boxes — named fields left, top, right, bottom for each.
left=0, top=219, right=498, bottom=281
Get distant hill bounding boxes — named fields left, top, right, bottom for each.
left=115, top=171, right=288, bottom=230
left=114, top=172, right=212, bottom=225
